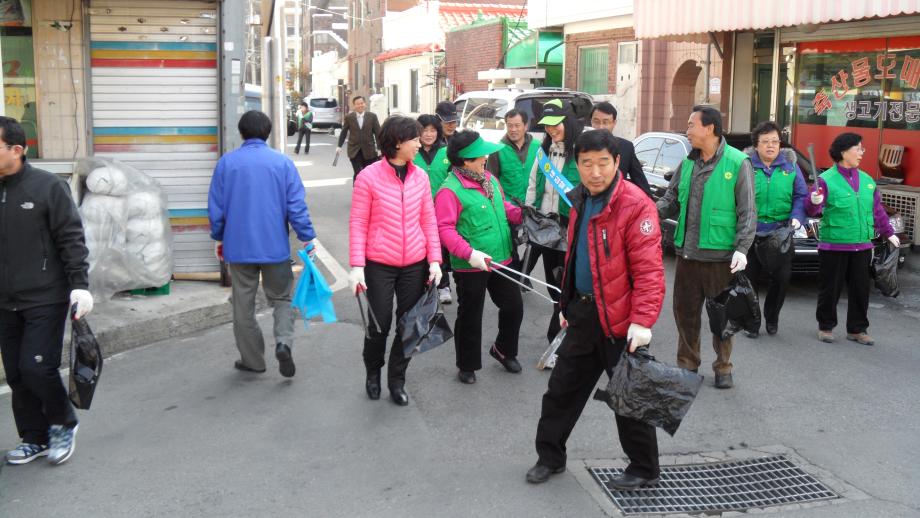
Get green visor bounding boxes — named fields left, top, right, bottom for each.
left=457, top=136, right=505, bottom=159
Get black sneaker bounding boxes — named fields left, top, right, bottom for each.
left=48, top=424, right=78, bottom=465
left=276, top=343, right=296, bottom=378
left=6, top=443, right=49, bottom=465
left=489, top=344, right=522, bottom=373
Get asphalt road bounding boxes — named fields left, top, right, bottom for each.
left=1, top=132, right=918, bottom=517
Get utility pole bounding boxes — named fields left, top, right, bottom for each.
left=261, top=0, right=287, bottom=151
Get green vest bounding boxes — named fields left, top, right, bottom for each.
left=674, top=144, right=747, bottom=251
left=754, top=164, right=796, bottom=223
left=414, top=147, right=451, bottom=199
left=533, top=156, right=580, bottom=218
left=440, top=173, right=513, bottom=270
left=818, top=165, right=876, bottom=244
left=497, top=139, right=541, bottom=204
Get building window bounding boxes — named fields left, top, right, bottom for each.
left=287, top=48, right=296, bottom=64
left=618, top=41, right=637, bottom=64
left=368, top=58, right=374, bottom=91
left=1, top=5, right=37, bottom=158
left=391, top=84, right=398, bottom=109
left=578, top=46, right=609, bottom=95
left=354, top=61, right=360, bottom=88
left=410, top=69, right=419, bottom=113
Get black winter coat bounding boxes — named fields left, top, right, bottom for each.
left=0, top=162, right=89, bottom=310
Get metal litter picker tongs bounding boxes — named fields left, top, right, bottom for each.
left=487, top=259, right=561, bottom=304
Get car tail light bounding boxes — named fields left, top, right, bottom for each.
left=335, top=107, right=341, bottom=112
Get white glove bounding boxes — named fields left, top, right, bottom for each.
left=335, top=146, right=342, bottom=153
left=730, top=251, right=748, bottom=273
left=810, top=186, right=825, bottom=205
left=791, top=218, right=802, bottom=230
left=214, top=241, right=223, bottom=262
left=428, top=262, right=442, bottom=285
left=559, top=312, right=568, bottom=329
left=349, top=267, right=367, bottom=295
left=70, top=289, right=94, bottom=320
left=627, top=323, right=652, bottom=352
left=888, top=235, right=901, bottom=248
left=468, top=249, right=492, bottom=271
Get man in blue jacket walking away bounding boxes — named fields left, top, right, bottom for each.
left=208, top=110, right=316, bottom=377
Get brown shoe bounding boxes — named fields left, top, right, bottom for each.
left=846, top=333, right=875, bottom=346
left=817, top=330, right=834, bottom=343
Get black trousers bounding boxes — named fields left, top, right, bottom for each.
left=350, top=154, right=376, bottom=182
left=816, top=249, right=871, bottom=334
left=437, top=248, right=452, bottom=290
left=362, top=260, right=428, bottom=388
left=295, top=128, right=311, bottom=154
left=0, top=303, right=78, bottom=445
left=526, top=243, right=566, bottom=343
left=535, top=298, right=659, bottom=478
left=453, top=268, right=523, bottom=371
left=746, top=238, right=793, bottom=327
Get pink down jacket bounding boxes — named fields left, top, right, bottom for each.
left=349, top=159, right=442, bottom=268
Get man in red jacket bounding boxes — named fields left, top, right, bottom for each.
left=526, top=130, right=665, bottom=489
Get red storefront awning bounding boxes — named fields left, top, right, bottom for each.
left=634, top=0, right=920, bottom=39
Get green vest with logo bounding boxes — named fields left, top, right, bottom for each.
left=497, top=139, right=541, bottom=204
left=413, top=146, right=451, bottom=198
left=818, top=165, right=876, bottom=244
left=674, top=144, right=747, bottom=251
left=534, top=156, right=580, bottom=218
left=440, top=173, right=513, bottom=270
left=754, top=163, right=796, bottom=223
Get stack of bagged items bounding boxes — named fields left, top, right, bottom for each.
left=76, top=157, right=173, bottom=300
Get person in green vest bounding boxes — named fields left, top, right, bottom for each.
left=806, top=132, right=899, bottom=346
left=294, top=101, right=313, bottom=154
left=434, top=131, right=523, bottom=385
left=743, top=121, right=808, bottom=338
left=656, top=105, right=756, bottom=390
left=524, top=99, right=583, bottom=346
left=415, top=114, right=454, bottom=304
left=486, top=108, right=541, bottom=204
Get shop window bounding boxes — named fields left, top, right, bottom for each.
left=578, top=46, right=608, bottom=95
left=1, top=0, right=37, bottom=158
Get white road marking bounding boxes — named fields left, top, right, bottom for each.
left=311, top=238, right=349, bottom=292
left=303, top=177, right=351, bottom=188
left=286, top=142, right=331, bottom=147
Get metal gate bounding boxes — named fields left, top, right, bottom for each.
left=88, top=0, right=220, bottom=274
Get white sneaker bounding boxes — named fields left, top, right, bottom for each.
left=438, top=287, right=452, bottom=305
left=6, top=443, right=49, bottom=465
left=48, top=424, right=78, bottom=465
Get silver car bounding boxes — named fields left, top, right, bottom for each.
left=306, top=97, right=342, bottom=129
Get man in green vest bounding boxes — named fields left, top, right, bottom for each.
left=744, top=121, right=808, bottom=338
left=486, top=109, right=541, bottom=204
left=656, top=106, right=756, bottom=389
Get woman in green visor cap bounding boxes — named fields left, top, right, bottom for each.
left=524, top=98, right=583, bottom=346
left=434, top=131, right=524, bottom=385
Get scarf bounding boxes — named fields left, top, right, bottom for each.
left=455, top=166, right=493, bottom=200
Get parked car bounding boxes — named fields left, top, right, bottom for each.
left=455, top=88, right=595, bottom=143
left=306, top=97, right=342, bottom=129
left=633, top=131, right=907, bottom=273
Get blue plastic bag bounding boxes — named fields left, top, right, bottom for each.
left=291, top=247, right=337, bottom=328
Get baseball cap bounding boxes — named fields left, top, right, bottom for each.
left=436, top=101, right=459, bottom=123
left=538, top=98, right=569, bottom=126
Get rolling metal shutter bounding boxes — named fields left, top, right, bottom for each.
left=88, top=0, right=220, bottom=273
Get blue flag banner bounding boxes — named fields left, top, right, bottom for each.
left=535, top=149, right=573, bottom=207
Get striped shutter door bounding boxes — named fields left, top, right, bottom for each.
left=88, top=0, right=220, bottom=273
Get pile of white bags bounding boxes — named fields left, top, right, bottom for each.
left=76, top=157, right=173, bottom=300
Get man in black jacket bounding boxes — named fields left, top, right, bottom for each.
left=590, top=102, right=652, bottom=197
left=0, top=116, right=91, bottom=466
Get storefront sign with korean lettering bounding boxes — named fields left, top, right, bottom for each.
left=813, top=52, right=920, bottom=116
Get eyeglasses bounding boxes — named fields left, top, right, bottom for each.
left=849, top=146, right=866, bottom=153
left=758, top=140, right=781, bottom=146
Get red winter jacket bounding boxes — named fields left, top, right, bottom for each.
left=349, top=159, right=442, bottom=267
left=560, top=174, right=665, bottom=337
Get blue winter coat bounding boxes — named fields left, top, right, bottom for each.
left=208, top=139, right=316, bottom=263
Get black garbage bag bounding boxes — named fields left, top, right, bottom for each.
left=399, top=284, right=454, bottom=357
left=287, top=119, right=297, bottom=137
left=706, top=273, right=761, bottom=340
left=754, top=226, right=794, bottom=273
left=68, top=314, right=103, bottom=410
left=871, top=243, right=900, bottom=297
left=520, top=205, right=567, bottom=252
left=593, top=348, right=703, bottom=436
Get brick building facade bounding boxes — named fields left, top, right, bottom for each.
left=563, top=27, right=635, bottom=92
left=444, top=18, right=504, bottom=96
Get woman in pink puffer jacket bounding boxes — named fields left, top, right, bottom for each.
left=348, top=116, right=442, bottom=407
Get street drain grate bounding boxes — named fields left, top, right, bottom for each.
left=589, top=455, right=838, bottom=515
